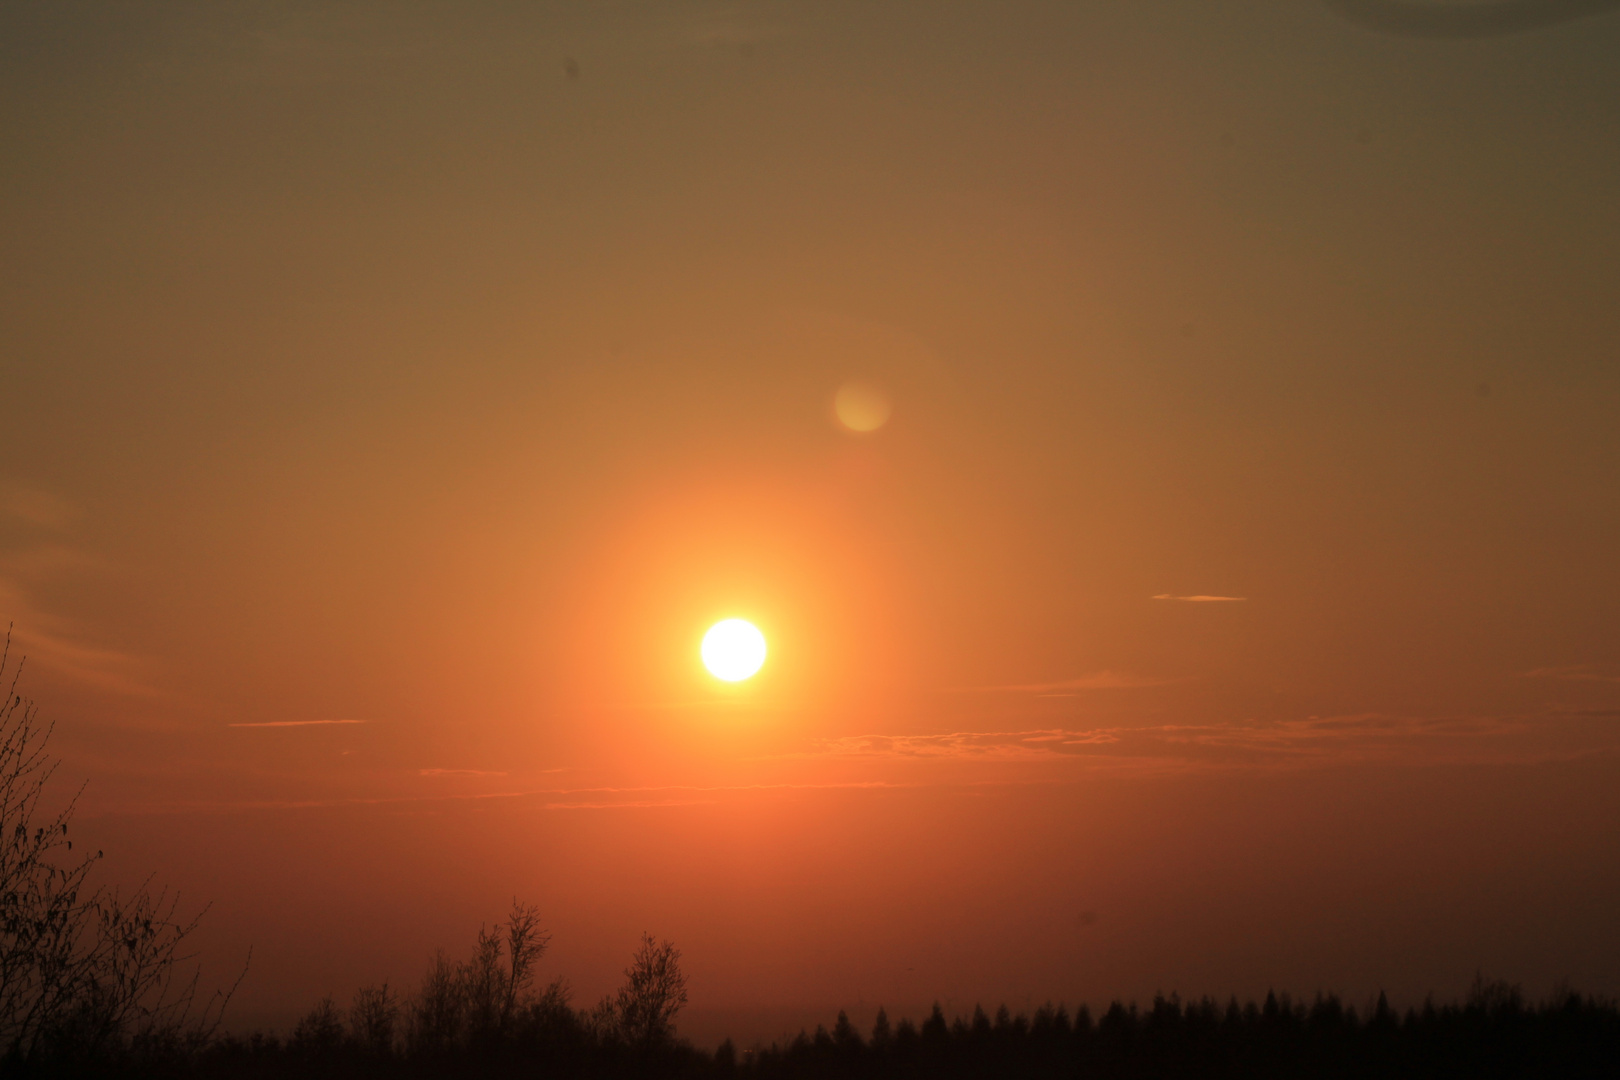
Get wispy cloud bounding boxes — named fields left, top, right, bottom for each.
left=1153, top=594, right=1247, bottom=602
left=4, top=619, right=154, bottom=697
left=814, top=711, right=1619, bottom=770
left=419, top=768, right=508, bottom=777
left=820, top=729, right=1119, bottom=761
left=228, top=719, right=369, bottom=728
left=0, top=559, right=156, bottom=699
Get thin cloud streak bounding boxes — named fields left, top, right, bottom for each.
left=228, top=719, right=369, bottom=728
left=1153, top=594, right=1247, bottom=602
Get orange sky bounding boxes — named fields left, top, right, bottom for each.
left=3, top=0, right=1618, bottom=1042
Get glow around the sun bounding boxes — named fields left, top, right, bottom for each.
left=701, top=619, right=767, bottom=682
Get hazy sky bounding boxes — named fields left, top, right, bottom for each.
left=3, top=0, right=1618, bottom=1040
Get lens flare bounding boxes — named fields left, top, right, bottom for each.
left=701, top=619, right=768, bottom=681
left=833, top=381, right=891, bottom=433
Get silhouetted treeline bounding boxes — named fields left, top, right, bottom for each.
left=23, top=977, right=1620, bottom=1079
left=15, top=900, right=703, bottom=1080
left=736, top=982, right=1618, bottom=1080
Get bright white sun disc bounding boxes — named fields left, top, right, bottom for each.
left=701, top=619, right=767, bottom=682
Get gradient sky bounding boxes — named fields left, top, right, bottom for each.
left=3, top=0, right=1619, bottom=1042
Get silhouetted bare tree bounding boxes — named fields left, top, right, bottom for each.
left=290, top=995, right=344, bottom=1057
left=604, top=933, right=688, bottom=1049
left=502, top=901, right=548, bottom=1021
left=407, top=950, right=464, bottom=1055
left=0, top=634, right=231, bottom=1063
left=0, top=667, right=100, bottom=1058
left=406, top=899, right=558, bottom=1053
left=349, top=982, right=398, bottom=1055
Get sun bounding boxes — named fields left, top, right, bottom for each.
left=701, top=619, right=767, bottom=682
